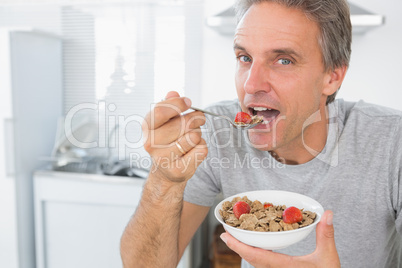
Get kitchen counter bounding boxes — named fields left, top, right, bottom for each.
left=33, top=170, right=191, bottom=268
left=34, top=169, right=146, bottom=185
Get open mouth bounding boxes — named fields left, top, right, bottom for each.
left=248, top=106, right=280, bottom=123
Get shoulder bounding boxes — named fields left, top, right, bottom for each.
left=204, top=99, right=241, bottom=117
left=335, top=99, right=402, bottom=129
left=201, top=99, right=241, bottom=130
left=349, top=100, right=401, bottom=117
left=333, top=99, right=402, bottom=157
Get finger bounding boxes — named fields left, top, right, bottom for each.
left=151, top=138, right=208, bottom=182
left=151, top=112, right=205, bottom=146
left=174, top=138, right=208, bottom=179
left=175, top=140, right=186, bottom=155
left=150, top=129, right=203, bottom=159
left=143, top=97, right=192, bottom=130
left=173, top=130, right=203, bottom=156
left=165, top=91, right=180, bottom=99
left=220, top=232, right=293, bottom=267
left=315, top=210, right=339, bottom=261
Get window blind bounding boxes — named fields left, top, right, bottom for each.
left=0, top=0, right=204, bottom=163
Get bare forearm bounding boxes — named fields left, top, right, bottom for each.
left=120, top=173, right=186, bottom=268
left=120, top=92, right=208, bottom=267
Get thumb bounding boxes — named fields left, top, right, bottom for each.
left=315, top=210, right=338, bottom=254
left=165, top=91, right=181, bottom=100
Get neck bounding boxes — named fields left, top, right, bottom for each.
left=271, top=104, right=330, bottom=165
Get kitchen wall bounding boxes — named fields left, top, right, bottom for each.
left=201, top=0, right=237, bottom=106
left=201, top=0, right=402, bottom=111
left=340, top=0, right=402, bottom=111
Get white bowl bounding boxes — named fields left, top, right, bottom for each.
left=214, top=190, right=324, bottom=250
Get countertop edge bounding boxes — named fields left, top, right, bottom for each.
left=34, top=170, right=146, bottom=186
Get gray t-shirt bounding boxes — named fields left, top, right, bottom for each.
left=183, top=99, right=402, bottom=268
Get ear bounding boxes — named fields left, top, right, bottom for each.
left=323, top=65, right=348, bottom=96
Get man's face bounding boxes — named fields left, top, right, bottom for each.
left=234, top=2, right=334, bottom=154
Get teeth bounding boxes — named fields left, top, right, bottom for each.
left=253, top=107, right=271, bottom=111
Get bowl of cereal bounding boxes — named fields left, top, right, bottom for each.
left=214, top=190, right=324, bottom=250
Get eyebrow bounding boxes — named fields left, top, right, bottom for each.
left=233, top=44, right=301, bottom=59
left=272, top=48, right=301, bottom=59
left=233, top=43, right=246, bottom=51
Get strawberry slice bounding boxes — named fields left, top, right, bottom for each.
left=233, top=201, right=251, bottom=219
left=263, top=202, right=273, bottom=209
left=234, top=112, right=252, bottom=124
left=282, top=206, right=303, bottom=224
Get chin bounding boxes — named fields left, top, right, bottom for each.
left=247, top=132, right=277, bottom=151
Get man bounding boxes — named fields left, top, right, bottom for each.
left=120, top=0, right=402, bottom=267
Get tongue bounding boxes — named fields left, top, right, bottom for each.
left=257, top=110, right=280, bottom=121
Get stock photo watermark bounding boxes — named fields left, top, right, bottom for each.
left=62, top=101, right=340, bottom=170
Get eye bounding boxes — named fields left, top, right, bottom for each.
left=277, top=58, right=292, bottom=65
left=238, top=55, right=252, bottom=63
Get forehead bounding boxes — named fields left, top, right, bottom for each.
left=234, top=2, right=321, bottom=55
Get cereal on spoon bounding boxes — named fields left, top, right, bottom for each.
left=234, top=112, right=264, bottom=126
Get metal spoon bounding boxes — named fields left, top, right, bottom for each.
left=190, top=106, right=263, bottom=130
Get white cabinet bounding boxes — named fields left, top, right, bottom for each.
left=33, top=171, right=191, bottom=268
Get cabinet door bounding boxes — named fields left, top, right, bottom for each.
left=34, top=173, right=191, bottom=268
left=43, top=201, right=136, bottom=268
left=34, top=174, right=143, bottom=268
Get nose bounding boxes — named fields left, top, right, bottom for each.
left=243, top=62, right=271, bottom=94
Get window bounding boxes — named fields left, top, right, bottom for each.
left=0, top=0, right=203, bottom=163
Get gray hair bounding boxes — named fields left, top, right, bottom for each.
left=234, top=0, right=352, bottom=104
